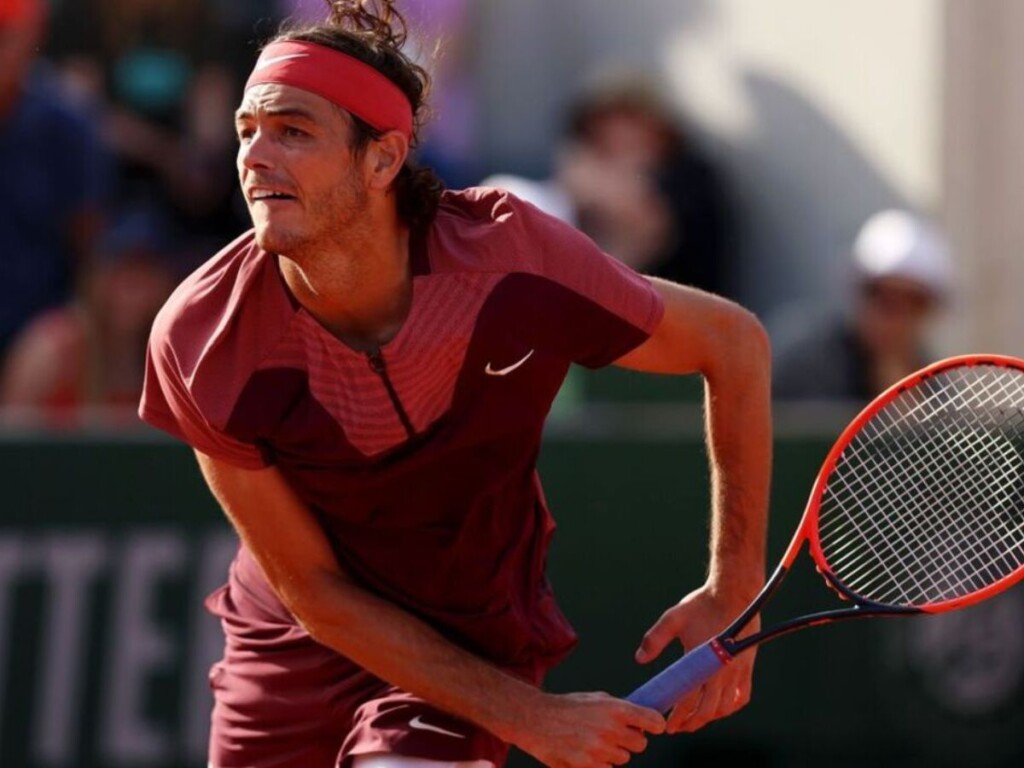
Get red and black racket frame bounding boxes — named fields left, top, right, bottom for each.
left=627, top=354, right=1024, bottom=711
left=719, top=354, right=1024, bottom=657
left=713, top=562, right=918, bottom=658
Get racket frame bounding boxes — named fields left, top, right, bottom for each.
left=718, top=354, right=1024, bottom=656
left=628, top=355, right=1024, bottom=710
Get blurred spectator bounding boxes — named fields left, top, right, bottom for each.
left=485, top=72, right=733, bottom=296
left=772, top=210, right=953, bottom=402
left=0, top=211, right=177, bottom=421
left=0, top=0, right=109, bottom=368
left=47, top=0, right=250, bottom=265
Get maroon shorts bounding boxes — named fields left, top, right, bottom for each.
left=206, top=578, right=542, bottom=768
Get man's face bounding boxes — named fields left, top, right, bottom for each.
left=235, top=83, right=369, bottom=257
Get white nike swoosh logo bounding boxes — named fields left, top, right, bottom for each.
left=409, top=715, right=466, bottom=739
left=485, top=349, right=535, bottom=376
left=254, top=53, right=309, bottom=71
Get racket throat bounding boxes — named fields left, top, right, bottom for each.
left=718, top=562, right=791, bottom=652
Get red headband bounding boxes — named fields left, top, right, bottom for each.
left=246, top=41, right=414, bottom=139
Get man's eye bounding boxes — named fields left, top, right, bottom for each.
left=284, top=126, right=307, bottom=138
left=236, top=128, right=254, bottom=142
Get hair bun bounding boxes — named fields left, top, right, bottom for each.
left=326, top=0, right=408, bottom=48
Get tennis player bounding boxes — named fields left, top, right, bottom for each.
left=140, top=3, right=772, bottom=767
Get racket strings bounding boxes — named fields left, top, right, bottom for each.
left=825, top=412, right=1013, bottom=602
left=878, top=372, right=1024, bottom=584
left=838, top=371, right=1024, bottom=600
left=817, top=364, right=1024, bottom=608
left=829, top=372, right=1024, bottom=601
left=828, top=399, right=1024, bottom=598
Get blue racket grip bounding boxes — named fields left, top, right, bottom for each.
left=626, top=641, right=728, bottom=712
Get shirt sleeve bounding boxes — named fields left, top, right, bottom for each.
left=139, top=332, right=271, bottom=470
left=506, top=193, right=666, bottom=368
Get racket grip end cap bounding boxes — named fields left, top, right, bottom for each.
left=625, top=640, right=730, bottom=713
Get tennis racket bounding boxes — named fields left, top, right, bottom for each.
left=628, top=354, right=1024, bottom=712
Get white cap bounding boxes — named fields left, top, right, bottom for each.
left=852, top=210, right=953, bottom=297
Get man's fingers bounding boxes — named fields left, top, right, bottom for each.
left=733, top=683, right=751, bottom=711
left=635, top=612, right=680, bottom=664
left=621, top=729, right=648, bottom=754
left=666, top=686, right=703, bottom=734
left=606, top=747, right=631, bottom=766
left=620, top=702, right=666, bottom=735
left=722, top=661, right=754, bottom=715
left=665, top=667, right=750, bottom=734
left=679, top=680, right=725, bottom=733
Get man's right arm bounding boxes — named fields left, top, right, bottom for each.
left=195, top=451, right=664, bottom=768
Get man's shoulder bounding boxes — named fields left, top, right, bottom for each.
left=437, top=185, right=514, bottom=222
left=149, top=230, right=292, bottom=380
left=429, top=186, right=574, bottom=276
left=438, top=185, right=561, bottom=234
left=152, top=230, right=259, bottom=341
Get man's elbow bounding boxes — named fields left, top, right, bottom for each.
left=275, top=567, right=358, bottom=643
left=738, top=307, right=772, bottom=367
left=710, top=305, right=772, bottom=383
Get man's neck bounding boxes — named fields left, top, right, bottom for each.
left=279, top=219, right=412, bottom=353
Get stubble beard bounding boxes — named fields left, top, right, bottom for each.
left=254, top=171, right=370, bottom=269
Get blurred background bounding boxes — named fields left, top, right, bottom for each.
left=1, top=0, right=1022, bottom=766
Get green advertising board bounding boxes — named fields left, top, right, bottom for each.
left=0, top=411, right=1021, bottom=767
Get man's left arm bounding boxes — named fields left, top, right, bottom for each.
left=614, top=277, right=772, bottom=735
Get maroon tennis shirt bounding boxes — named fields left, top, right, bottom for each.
left=140, top=187, right=664, bottom=676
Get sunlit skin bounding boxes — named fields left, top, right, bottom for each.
left=235, top=83, right=411, bottom=350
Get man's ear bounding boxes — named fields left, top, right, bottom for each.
left=365, top=130, right=410, bottom=191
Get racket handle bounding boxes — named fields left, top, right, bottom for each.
left=626, top=641, right=729, bottom=712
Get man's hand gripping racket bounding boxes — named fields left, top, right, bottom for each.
left=628, top=355, right=1024, bottom=715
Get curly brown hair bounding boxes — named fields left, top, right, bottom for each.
left=271, top=1, right=445, bottom=230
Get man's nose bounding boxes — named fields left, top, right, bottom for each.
left=239, top=129, right=275, bottom=172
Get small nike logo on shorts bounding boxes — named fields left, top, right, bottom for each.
left=409, top=715, right=466, bottom=739
left=254, top=53, right=309, bottom=71
left=485, top=349, right=534, bottom=377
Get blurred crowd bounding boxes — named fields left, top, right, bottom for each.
left=0, top=0, right=954, bottom=427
